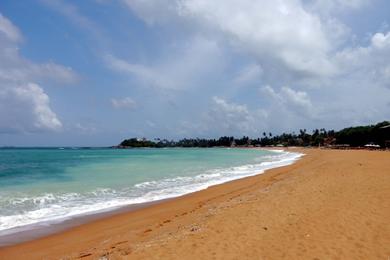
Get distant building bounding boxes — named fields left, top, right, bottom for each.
left=364, top=143, right=380, bottom=149
left=323, top=137, right=336, bottom=147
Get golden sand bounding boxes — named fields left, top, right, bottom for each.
left=0, top=148, right=389, bottom=259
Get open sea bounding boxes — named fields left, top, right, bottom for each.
left=0, top=147, right=302, bottom=239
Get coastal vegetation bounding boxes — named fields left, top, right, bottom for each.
left=119, top=121, right=390, bottom=148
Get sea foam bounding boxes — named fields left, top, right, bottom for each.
left=0, top=150, right=302, bottom=236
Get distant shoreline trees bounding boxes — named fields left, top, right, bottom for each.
left=117, top=121, right=390, bottom=149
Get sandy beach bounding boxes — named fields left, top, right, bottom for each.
left=0, top=148, right=389, bottom=259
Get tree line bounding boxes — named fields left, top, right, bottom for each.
left=118, top=121, right=390, bottom=148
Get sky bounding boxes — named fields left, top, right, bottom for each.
left=0, top=0, right=389, bottom=146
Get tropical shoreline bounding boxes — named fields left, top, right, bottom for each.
left=0, top=148, right=301, bottom=247
left=0, top=148, right=389, bottom=259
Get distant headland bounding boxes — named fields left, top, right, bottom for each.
left=117, top=121, right=390, bottom=149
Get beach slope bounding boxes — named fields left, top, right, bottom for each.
left=0, top=149, right=389, bottom=259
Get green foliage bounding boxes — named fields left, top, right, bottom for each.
left=120, top=138, right=156, bottom=148
left=118, top=121, right=390, bottom=148
left=335, top=121, right=390, bottom=147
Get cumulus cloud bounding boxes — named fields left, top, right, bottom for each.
left=371, top=32, right=390, bottom=48
left=204, top=97, right=267, bottom=136
left=111, top=97, right=137, bottom=109
left=261, top=85, right=315, bottom=118
left=333, top=31, right=390, bottom=88
left=0, top=83, right=62, bottom=133
left=0, top=13, right=78, bottom=133
left=15, top=0, right=384, bottom=139
left=117, top=0, right=390, bottom=134
left=125, top=0, right=338, bottom=77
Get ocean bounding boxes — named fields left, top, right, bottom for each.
left=0, top=147, right=302, bottom=238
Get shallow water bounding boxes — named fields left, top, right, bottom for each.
left=0, top=147, right=301, bottom=236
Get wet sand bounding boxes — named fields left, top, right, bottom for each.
left=0, top=148, right=389, bottom=259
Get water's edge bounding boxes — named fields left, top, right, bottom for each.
left=0, top=149, right=303, bottom=247
left=0, top=198, right=169, bottom=247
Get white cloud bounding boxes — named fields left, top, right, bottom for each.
left=181, top=0, right=333, bottom=72
left=333, top=31, right=390, bottom=88
left=173, top=97, right=266, bottom=137
left=123, top=0, right=389, bottom=88
left=0, top=13, right=22, bottom=42
left=212, top=97, right=250, bottom=118
left=371, top=32, right=390, bottom=49
left=105, top=55, right=167, bottom=88
left=0, top=83, right=62, bottom=133
left=105, top=37, right=224, bottom=90
left=0, top=13, right=78, bottom=133
left=205, top=97, right=267, bottom=135
left=119, top=0, right=389, bottom=134
left=125, top=0, right=338, bottom=77
left=123, top=0, right=179, bottom=25
left=0, top=60, right=78, bottom=85
left=0, top=15, right=78, bottom=85
left=111, top=97, right=137, bottom=109
left=281, top=87, right=313, bottom=111
left=261, top=85, right=315, bottom=118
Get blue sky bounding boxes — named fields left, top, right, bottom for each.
left=0, top=0, right=389, bottom=146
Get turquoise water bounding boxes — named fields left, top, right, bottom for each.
left=0, top=148, right=301, bottom=235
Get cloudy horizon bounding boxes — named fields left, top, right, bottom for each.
left=0, top=0, right=389, bottom=146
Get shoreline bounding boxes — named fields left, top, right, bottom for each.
left=0, top=198, right=172, bottom=247
left=1, top=148, right=389, bottom=259
left=0, top=148, right=301, bottom=247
